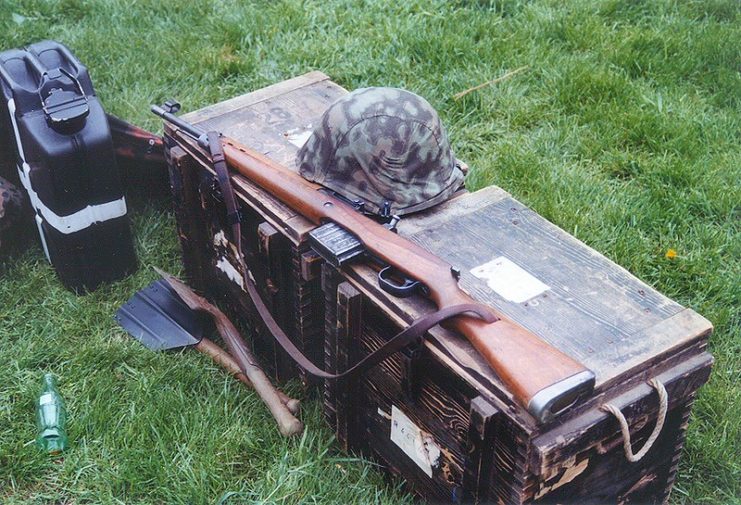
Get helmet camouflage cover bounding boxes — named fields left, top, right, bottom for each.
left=297, top=87, right=465, bottom=216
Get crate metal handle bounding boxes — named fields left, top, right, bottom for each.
left=600, top=378, right=668, bottom=462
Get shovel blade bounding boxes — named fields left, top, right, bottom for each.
left=115, top=279, right=205, bottom=350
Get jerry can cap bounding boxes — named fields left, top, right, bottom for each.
left=40, top=67, right=89, bottom=131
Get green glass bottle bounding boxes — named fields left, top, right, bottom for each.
left=36, top=373, right=67, bottom=454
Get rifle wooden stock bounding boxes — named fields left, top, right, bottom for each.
left=220, top=138, right=595, bottom=422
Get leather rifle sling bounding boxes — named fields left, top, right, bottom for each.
left=207, top=133, right=495, bottom=380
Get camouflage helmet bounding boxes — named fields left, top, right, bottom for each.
left=297, top=87, right=465, bottom=216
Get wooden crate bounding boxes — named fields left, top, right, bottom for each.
left=166, top=71, right=344, bottom=383
left=165, top=72, right=713, bottom=503
left=322, top=186, right=713, bottom=503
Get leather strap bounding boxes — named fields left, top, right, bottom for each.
left=207, top=133, right=494, bottom=379
left=208, top=132, right=243, bottom=239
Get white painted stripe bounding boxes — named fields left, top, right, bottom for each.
left=17, top=162, right=128, bottom=234
left=6, top=97, right=26, bottom=160
left=34, top=214, right=51, bottom=263
left=7, top=98, right=128, bottom=235
left=215, top=256, right=245, bottom=289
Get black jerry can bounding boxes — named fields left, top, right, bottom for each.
left=0, top=40, right=137, bottom=293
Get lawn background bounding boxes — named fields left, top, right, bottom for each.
left=0, top=0, right=738, bottom=503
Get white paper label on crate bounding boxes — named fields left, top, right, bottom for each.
left=470, top=256, right=550, bottom=303
left=284, top=125, right=313, bottom=148
left=389, top=405, right=440, bottom=477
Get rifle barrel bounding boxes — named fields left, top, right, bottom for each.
left=150, top=105, right=207, bottom=147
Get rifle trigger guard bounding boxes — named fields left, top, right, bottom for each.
left=378, top=266, right=424, bottom=298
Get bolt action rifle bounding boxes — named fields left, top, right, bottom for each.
left=152, top=102, right=595, bottom=423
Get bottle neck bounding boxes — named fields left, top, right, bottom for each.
left=42, top=373, right=56, bottom=390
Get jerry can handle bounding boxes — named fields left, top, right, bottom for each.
left=39, top=67, right=89, bottom=129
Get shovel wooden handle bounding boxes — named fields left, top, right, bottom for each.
left=209, top=308, right=304, bottom=436
left=157, top=269, right=304, bottom=437
left=194, top=338, right=301, bottom=415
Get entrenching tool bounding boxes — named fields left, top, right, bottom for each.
left=115, top=278, right=300, bottom=416
left=154, top=268, right=304, bottom=437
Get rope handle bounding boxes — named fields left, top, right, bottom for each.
left=600, top=378, right=668, bottom=463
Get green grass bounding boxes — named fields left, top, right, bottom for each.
left=0, top=0, right=739, bottom=503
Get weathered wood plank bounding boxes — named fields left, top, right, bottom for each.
left=335, top=281, right=363, bottom=451
left=186, top=72, right=346, bottom=171
left=395, top=186, right=508, bottom=236
left=462, top=396, right=500, bottom=503
left=597, top=309, right=713, bottom=392
left=171, top=72, right=347, bottom=242
left=183, top=71, right=331, bottom=123
left=167, top=146, right=210, bottom=292
left=322, top=264, right=340, bottom=431
left=529, top=396, right=695, bottom=504
left=406, top=195, right=692, bottom=384
left=356, top=310, right=477, bottom=500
